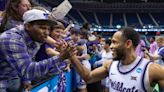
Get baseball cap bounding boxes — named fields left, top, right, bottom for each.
left=23, top=9, right=56, bottom=25
left=70, top=27, right=81, bottom=35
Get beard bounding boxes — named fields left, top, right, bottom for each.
left=113, top=48, right=125, bottom=61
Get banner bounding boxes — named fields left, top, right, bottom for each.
left=32, top=71, right=73, bottom=92
left=50, top=0, right=72, bottom=20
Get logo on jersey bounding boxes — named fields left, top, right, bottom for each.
left=110, top=80, right=138, bottom=92
left=43, top=13, right=49, bottom=19
left=131, top=76, right=137, bottom=81
left=111, top=73, right=116, bottom=75
left=136, top=68, right=142, bottom=73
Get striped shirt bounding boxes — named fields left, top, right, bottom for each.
left=0, top=25, right=66, bottom=87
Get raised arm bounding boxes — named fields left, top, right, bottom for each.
left=70, top=55, right=111, bottom=84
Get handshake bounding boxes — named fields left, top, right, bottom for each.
left=46, top=36, right=78, bottom=61
left=56, top=39, right=77, bottom=61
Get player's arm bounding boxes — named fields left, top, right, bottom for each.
left=149, top=64, right=164, bottom=87
left=70, top=55, right=111, bottom=84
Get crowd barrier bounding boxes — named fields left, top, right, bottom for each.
left=31, top=70, right=160, bottom=92
left=31, top=71, right=73, bottom=92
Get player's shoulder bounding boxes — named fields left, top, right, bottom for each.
left=148, top=63, right=164, bottom=73
left=148, top=62, right=164, bottom=82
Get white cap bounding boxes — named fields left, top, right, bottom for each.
left=23, top=9, right=54, bottom=24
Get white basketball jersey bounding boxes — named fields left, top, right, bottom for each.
left=108, top=56, right=153, bottom=92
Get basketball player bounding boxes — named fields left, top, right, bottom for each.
left=69, top=27, right=164, bottom=91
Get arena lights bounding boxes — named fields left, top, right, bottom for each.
left=142, top=25, right=154, bottom=29
left=116, top=25, right=121, bottom=29
left=73, top=24, right=163, bottom=32
left=90, top=28, right=164, bottom=32
left=71, top=24, right=75, bottom=27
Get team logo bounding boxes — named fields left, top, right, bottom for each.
left=43, top=13, right=49, bottom=19
left=111, top=73, right=116, bottom=75
left=131, top=76, right=137, bottom=81
left=136, top=68, right=142, bottom=73
left=110, top=80, right=138, bottom=91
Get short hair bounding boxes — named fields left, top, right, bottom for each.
left=82, top=22, right=91, bottom=30
left=156, top=37, right=164, bottom=44
left=151, top=36, right=156, bottom=40
left=105, top=39, right=111, bottom=45
left=56, top=19, right=69, bottom=28
left=50, top=24, right=65, bottom=31
left=70, top=27, right=81, bottom=35
left=97, top=35, right=103, bottom=40
left=118, top=27, right=140, bottom=48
